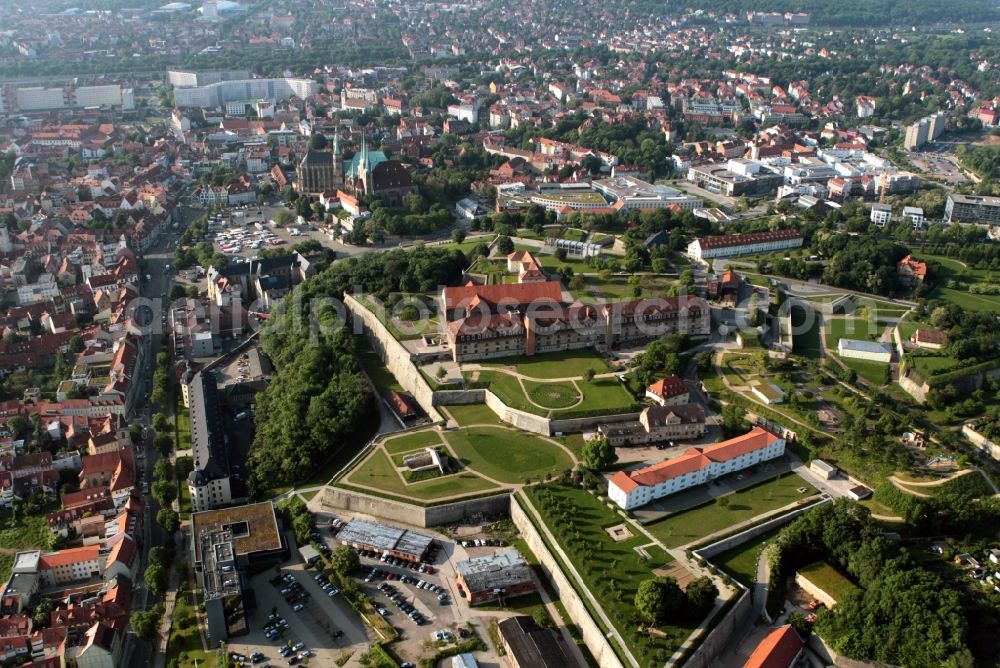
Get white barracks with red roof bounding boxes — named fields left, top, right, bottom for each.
left=608, top=427, right=786, bottom=509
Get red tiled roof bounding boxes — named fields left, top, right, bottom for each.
left=442, top=281, right=563, bottom=312
left=744, top=625, right=803, bottom=668
left=39, top=545, right=100, bottom=569
left=695, top=229, right=802, bottom=250
left=621, top=427, right=781, bottom=489
left=647, top=375, right=688, bottom=400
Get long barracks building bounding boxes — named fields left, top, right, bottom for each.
left=441, top=281, right=710, bottom=363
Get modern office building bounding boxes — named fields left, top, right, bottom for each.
left=191, top=502, right=288, bottom=647
left=686, top=159, right=783, bottom=197
left=591, top=176, right=703, bottom=211
left=334, top=519, right=435, bottom=563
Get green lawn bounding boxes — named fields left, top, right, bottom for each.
left=0, top=554, right=13, bottom=584
left=797, top=561, right=861, bottom=603
left=910, top=354, right=960, bottom=378
left=474, top=369, right=634, bottom=416
left=480, top=348, right=612, bottom=378
left=358, top=341, right=404, bottom=395
left=790, top=304, right=822, bottom=358
left=713, top=528, right=781, bottom=587
left=825, top=318, right=884, bottom=347
left=0, top=503, right=55, bottom=553
left=562, top=228, right=587, bottom=242
left=444, top=403, right=502, bottom=426
left=384, top=430, right=443, bottom=455
left=576, top=378, right=637, bottom=413
left=524, top=484, right=694, bottom=661
left=646, top=473, right=817, bottom=548
left=916, top=254, right=1000, bottom=312
left=839, top=356, right=890, bottom=386
left=166, top=590, right=215, bottom=668
left=580, top=275, right=676, bottom=302
left=356, top=294, right=439, bottom=341
left=443, top=426, right=575, bottom=483
left=524, top=380, right=581, bottom=409
left=340, top=449, right=500, bottom=501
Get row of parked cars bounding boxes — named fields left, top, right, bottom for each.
left=459, top=538, right=505, bottom=548
left=271, top=573, right=310, bottom=612
left=376, top=583, right=427, bottom=625
left=312, top=571, right=343, bottom=599
left=356, top=548, right=437, bottom=574
left=228, top=650, right=266, bottom=665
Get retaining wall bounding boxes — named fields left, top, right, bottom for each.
left=681, top=591, right=753, bottom=668
left=962, top=425, right=1000, bottom=461
left=693, top=498, right=829, bottom=560
left=321, top=486, right=510, bottom=528
left=510, top=493, right=630, bottom=668
left=344, top=294, right=443, bottom=422
left=434, top=388, right=641, bottom=436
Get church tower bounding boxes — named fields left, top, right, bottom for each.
left=332, top=127, right=343, bottom=186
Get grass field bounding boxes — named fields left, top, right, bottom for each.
left=357, top=294, right=439, bottom=341
left=443, top=426, right=575, bottom=484
left=825, top=317, right=885, bottom=347
left=0, top=504, right=55, bottom=554
left=358, top=341, right=404, bottom=394
left=713, top=527, right=781, bottom=587
left=444, top=403, right=502, bottom=426
left=580, top=275, right=676, bottom=302
left=524, top=380, right=581, bottom=408
left=473, top=367, right=634, bottom=416
left=524, top=484, right=696, bottom=660
left=341, top=449, right=500, bottom=501
left=0, top=554, right=13, bottom=585
left=917, top=254, right=1000, bottom=312
left=166, top=589, right=214, bottom=668
left=384, top=430, right=443, bottom=455
left=910, top=354, right=961, bottom=378
left=797, top=561, right=861, bottom=603
left=646, top=473, right=817, bottom=548
left=839, top=355, right=890, bottom=386
left=480, top=349, right=612, bottom=378
left=790, top=304, right=822, bottom=358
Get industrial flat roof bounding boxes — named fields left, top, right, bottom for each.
left=336, top=519, right=433, bottom=558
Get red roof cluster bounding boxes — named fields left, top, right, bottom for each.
left=695, top=229, right=802, bottom=250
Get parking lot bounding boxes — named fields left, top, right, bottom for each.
left=314, top=510, right=508, bottom=667
left=224, top=536, right=371, bottom=668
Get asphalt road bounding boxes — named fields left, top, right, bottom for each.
left=121, top=212, right=190, bottom=667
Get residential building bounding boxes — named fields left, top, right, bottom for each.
left=911, top=328, right=947, bottom=350
left=837, top=339, right=892, bottom=363
left=608, top=427, right=786, bottom=509
left=455, top=550, right=535, bottom=604
left=743, top=624, right=804, bottom=668
left=686, top=230, right=803, bottom=261
left=497, top=616, right=578, bottom=668
left=870, top=203, right=892, bottom=228
left=597, top=403, right=706, bottom=446
left=944, top=194, right=1000, bottom=224
left=645, top=376, right=689, bottom=406
left=187, top=371, right=244, bottom=512
left=902, top=206, right=925, bottom=229
left=897, top=255, right=928, bottom=285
